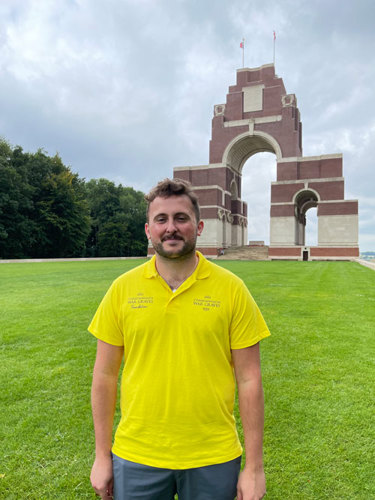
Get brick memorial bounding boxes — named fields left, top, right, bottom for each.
left=169, top=63, right=359, bottom=260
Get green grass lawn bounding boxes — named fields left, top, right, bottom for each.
left=0, top=259, right=374, bottom=499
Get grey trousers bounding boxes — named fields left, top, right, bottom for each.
left=112, top=454, right=242, bottom=500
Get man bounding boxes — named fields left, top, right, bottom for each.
left=89, top=178, right=270, bottom=500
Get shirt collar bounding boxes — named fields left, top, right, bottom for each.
left=143, top=255, right=158, bottom=279
left=194, top=251, right=211, bottom=280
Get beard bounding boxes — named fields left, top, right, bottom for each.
left=152, top=233, right=197, bottom=260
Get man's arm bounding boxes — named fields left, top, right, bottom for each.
left=90, top=339, right=124, bottom=499
left=232, top=343, right=266, bottom=500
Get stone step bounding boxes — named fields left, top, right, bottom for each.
left=217, top=246, right=269, bottom=260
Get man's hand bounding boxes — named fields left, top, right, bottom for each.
left=236, top=466, right=266, bottom=500
left=90, top=454, right=114, bottom=499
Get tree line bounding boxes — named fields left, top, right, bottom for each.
left=0, top=139, right=148, bottom=259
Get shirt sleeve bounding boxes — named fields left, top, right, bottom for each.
left=229, top=280, right=270, bottom=349
left=88, top=280, right=124, bottom=346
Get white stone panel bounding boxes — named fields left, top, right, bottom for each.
left=199, top=219, right=229, bottom=247
left=243, top=85, right=264, bottom=112
left=231, top=224, right=238, bottom=246
left=222, top=221, right=232, bottom=247
left=318, top=215, right=358, bottom=246
left=270, top=217, right=296, bottom=245
left=231, top=225, right=243, bottom=246
left=199, top=219, right=220, bottom=246
left=241, top=225, right=247, bottom=246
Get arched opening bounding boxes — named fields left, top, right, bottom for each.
left=241, top=152, right=276, bottom=245
left=294, top=190, right=319, bottom=246
left=305, top=207, right=318, bottom=246
left=223, top=131, right=281, bottom=171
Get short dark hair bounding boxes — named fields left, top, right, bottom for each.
left=145, top=178, right=200, bottom=222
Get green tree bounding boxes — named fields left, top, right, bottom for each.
left=119, top=186, right=149, bottom=256
left=97, top=214, right=131, bottom=257
left=85, top=179, right=147, bottom=257
left=0, top=140, right=37, bottom=258
left=0, top=139, right=90, bottom=258
left=34, top=162, right=90, bottom=257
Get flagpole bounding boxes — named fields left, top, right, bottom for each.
left=273, top=31, right=276, bottom=66
left=241, top=38, right=245, bottom=68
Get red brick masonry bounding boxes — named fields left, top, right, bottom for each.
left=318, top=201, right=358, bottom=216
left=310, top=247, right=359, bottom=257
left=268, top=247, right=359, bottom=258
left=268, top=247, right=302, bottom=257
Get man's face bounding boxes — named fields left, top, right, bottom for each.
left=145, top=195, right=204, bottom=260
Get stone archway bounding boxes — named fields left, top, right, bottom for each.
left=173, top=63, right=359, bottom=260
left=222, top=131, right=282, bottom=171
left=294, top=189, right=319, bottom=246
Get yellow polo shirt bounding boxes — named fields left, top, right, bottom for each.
left=88, top=252, right=270, bottom=469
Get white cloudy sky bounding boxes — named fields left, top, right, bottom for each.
left=0, top=0, right=374, bottom=251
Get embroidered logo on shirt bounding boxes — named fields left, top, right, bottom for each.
left=128, top=293, right=153, bottom=309
left=193, top=295, right=221, bottom=311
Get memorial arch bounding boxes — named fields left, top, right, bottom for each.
left=173, top=63, right=359, bottom=260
